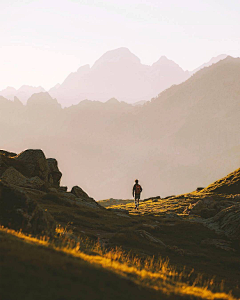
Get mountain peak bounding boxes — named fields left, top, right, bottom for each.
left=92, top=47, right=141, bottom=69
left=158, top=55, right=169, bottom=61
left=208, top=54, right=228, bottom=64
left=2, top=86, right=17, bottom=93
left=18, top=85, right=45, bottom=92
left=152, top=56, right=180, bottom=67
left=105, top=97, right=119, bottom=105
left=27, top=92, right=60, bottom=108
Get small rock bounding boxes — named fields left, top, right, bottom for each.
left=116, top=213, right=130, bottom=218
left=71, top=185, right=89, bottom=199
left=135, top=230, right=166, bottom=247
left=59, top=186, right=68, bottom=192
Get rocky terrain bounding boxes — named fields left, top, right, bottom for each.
left=1, top=148, right=240, bottom=299
left=0, top=149, right=100, bottom=236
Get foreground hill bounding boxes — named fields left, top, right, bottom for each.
left=0, top=148, right=240, bottom=299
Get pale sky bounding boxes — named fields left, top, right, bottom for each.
left=0, top=0, right=239, bottom=90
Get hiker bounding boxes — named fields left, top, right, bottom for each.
left=132, top=179, right=142, bottom=210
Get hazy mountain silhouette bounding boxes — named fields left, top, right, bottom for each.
left=191, top=54, right=228, bottom=74
left=1, top=49, right=227, bottom=107
left=0, top=85, right=45, bottom=104
left=48, top=47, right=190, bottom=106
left=1, top=56, right=239, bottom=200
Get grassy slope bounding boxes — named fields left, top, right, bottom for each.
left=0, top=228, right=235, bottom=300
left=1, top=187, right=240, bottom=299
left=103, top=196, right=240, bottom=298
left=199, top=168, right=240, bottom=194
left=0, top=230, right=162, bottom=300
left=37, top=192, right=240, bottom=297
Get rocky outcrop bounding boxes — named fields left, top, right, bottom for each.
left=0, top=150, right=100, bottom=210
left=0, top=150, right=17, bottom=158
left=185, top=194, right=239, bottom=219
left=0, top=149, right=63, bottom=190
left=0, top=180, right=55, bottom=235
left=1, top=167, right=46, bottom=190
left=0, top=148, right=101, bottom=232
left=47, top=158, right=62, bottom=187
left=205, top=204, right=240, bottom=240
left=15, top=149, right=49, bottom=182
left=188, top=198, right=218, bottom=218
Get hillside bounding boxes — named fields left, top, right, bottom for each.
left=1, top=149, right=240, bottom=299
left=199, top=168, right=240, bottom=194
left=0, top=56, right=240, bottom=200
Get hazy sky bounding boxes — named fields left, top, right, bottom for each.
left=0, top=0, right=239, bottom=90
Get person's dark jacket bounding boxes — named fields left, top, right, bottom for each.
left=133, top=184, right=142, bottom=197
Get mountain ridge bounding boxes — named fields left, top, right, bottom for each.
left=0, top=56, right=239, bottom=199
left=0, top=48, right=229, bottom=106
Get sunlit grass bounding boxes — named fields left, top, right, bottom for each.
left=1, top=226, right=235, bottom=300
left=107, top=197, right=189, bottom=217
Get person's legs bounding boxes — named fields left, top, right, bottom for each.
left=136, top=195, right=140, bottom=210
left=134, top=195, right=137, bottom=209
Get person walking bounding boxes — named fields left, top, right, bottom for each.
left=132, top=179, right=142, bottom=210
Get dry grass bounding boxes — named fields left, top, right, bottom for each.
left=0, top=225, right=236, bottom=300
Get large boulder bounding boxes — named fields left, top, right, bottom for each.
left=0, top=180, right=55, bottom=235
left=71, top=185, right=100, bottom=208
left=47, top=158, right=62, bottom=187
left=1, top=167, right=46, bottom=190
left=0, top=150, right=26, bottom=177
left=205, top=204, right=240, bottom=240
left=15, top=149, right=49, bottom=182
left=188, top=198, right=219, bottom=218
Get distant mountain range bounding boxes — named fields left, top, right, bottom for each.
left=0, top=85, right=45, bottom=105
left=0, top=48, right=227, bottom=106
left=1, top=56, right=239, bottom=199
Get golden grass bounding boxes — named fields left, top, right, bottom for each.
left=1, top=226, right=236, bottom=300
